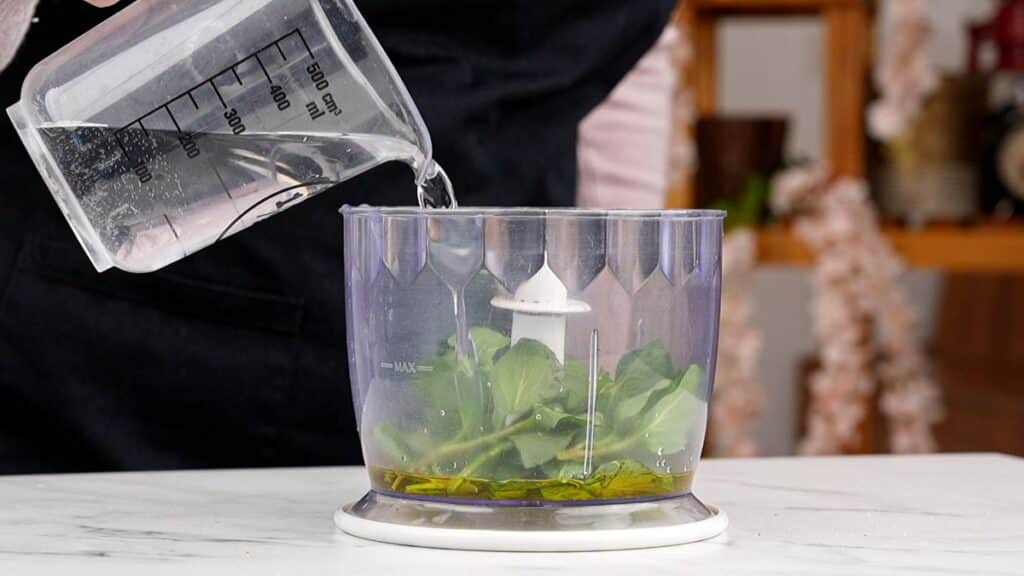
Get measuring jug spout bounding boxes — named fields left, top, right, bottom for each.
left=8, top=0, right=433, bottom=273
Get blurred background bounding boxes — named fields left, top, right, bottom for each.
left=2, top=0, right=1020, bottom=472
left=580, top=0, right=1024, bottom=457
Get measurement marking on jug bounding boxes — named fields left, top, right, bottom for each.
left=304, top=61, right=342, bottom=120
left=113, top=138, right=130, bottom=160
left=296, top=28, right=314, bottom=58
left=163, top=214, right=180, bottom=240
left=210, top=82, right=227, bottom=108
left=112, top=27, right=313, bottom=174
left=254, top=53, right=273, bottom=83
left=212, top=166, right=233, bottom=200
left=380, top=361, right=434, bottom=374
left=165, top=105, right=182, bottom=132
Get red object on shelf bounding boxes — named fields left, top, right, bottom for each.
left=969, top=0, right=1024, bottom=73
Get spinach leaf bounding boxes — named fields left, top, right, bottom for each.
left=415, top=350, right=484, bottom=439
left=376, top=423, right=438, bottom=465
left=559, top=357, right=589, bottom=413
left=678, top=362, right=704, bottom=397
left=614, top=340, right=677, bottom=397
left=539, top=483, right=593, bottom=501
left=447, top=326, right=510, bottom=372
left=587, top=459, right=651, bottom=484
left=490, top=338, right=559, bottom=427
left=414, top=352, right=456, bottom=410
left=636, top=365, right=704, bottom=455
left=476, top=457, right=533, bottom=481
left=613, top=377, right=675, bottom=426
left=490, top=479, right=534, bottom=500
left=402, top=429, right=437, bottom=456
left=533, top=404, right=600, bottom=431
left=509, top=430, right=575, bottom=468
left=374, top=423, right=410, bottom=464
left=403, top=478, right=449, bottom=496
left=554, top=461, right=585, bottom=480
left=446, top=478, right=482, bottom=497
left=584, top=459, right=674, bottom=497
left=559, top=357, right=613, bottom=414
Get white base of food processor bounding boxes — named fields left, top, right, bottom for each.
left=335, top=492, right=728, bottom=552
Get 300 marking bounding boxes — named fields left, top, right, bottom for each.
left=223, top=108, right=247, bottom=135
left=112, top=28, right=317, bottom=185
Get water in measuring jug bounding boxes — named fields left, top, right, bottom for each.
left=9, top=0, right=455, bottom=273
left=36, top=123, right=456, bottom=272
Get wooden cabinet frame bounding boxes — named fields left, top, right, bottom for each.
left=671, top=0, right=874, bottom=208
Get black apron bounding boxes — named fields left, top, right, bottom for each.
left=0, top=0, right=675, bottom=473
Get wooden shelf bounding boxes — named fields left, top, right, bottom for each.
left=670, top=0, right=873, bottom=208
left=757, top=224, right=1024, bottom=274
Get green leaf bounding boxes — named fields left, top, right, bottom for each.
left=403, top=429, right=437, bottom=457
left=533, top=404, right=600, bottom=431
left=448, top=327, right=510, bottom=372
left=415, top=351, right=484, bottom=439
left=614, top=340, right=676, bottom=398
left=587, top=459, right=649, bottom=482
left=490, top=479, right=535, bottom=500
left=374, top=423, right=410, bottom=464
left=597, top=370, right=615, bottom=394
left=584, top=459, right=674, bottom=497
left=559, top=357, right=590, bottom=413
left=555, top=461, right=585, bottom=480
left=539, top=483, right=592, bottom=501
left=415, top=352, right=457, bottom=410
left=560, top=358, right=615, bottom=414
left=736, top=174, right=769, bottom=226
left=374, top=424, right=438, bottom=466
left=718, top=173, right=770, bottom=233
left=403, top=479, right=449, bottom=496
left=477, top=457, right=533, bottom=481
left=678, top=363, right=704, bottom=397
left=637, top=365, right=705, bottom=455
left=613, top=378, right=675, bottom=426
left=490, top=339, right=559, bottom=427
left=509, top=430, right=575, bottom=468
left=446, top=477, right=482, bottom=497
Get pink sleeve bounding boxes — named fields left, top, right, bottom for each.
left=0, top=0, right=40, bottom=72
left=576, top=25, right=678, bottom=209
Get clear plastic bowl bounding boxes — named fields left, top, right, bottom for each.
left=341, top=207, right=723, bottom=518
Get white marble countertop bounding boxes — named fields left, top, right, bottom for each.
left=0, top=453, right=1021, bottom=575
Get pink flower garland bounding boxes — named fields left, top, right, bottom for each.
left=868, top=0, right=938, bottom=140
left=667, top=1, right=940, bottom=455
left=772, top=168, right=943, bottom=454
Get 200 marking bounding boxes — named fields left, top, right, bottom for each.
left=115, top=28, right=313, bottom=185
left=179, top=134, right=201, bottom=159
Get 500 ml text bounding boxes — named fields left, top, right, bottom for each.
left=305, top=62, right=343, bottom=121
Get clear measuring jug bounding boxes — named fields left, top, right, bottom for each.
left=8, top=0, right=450, bottom=273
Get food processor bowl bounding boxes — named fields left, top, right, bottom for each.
left=337, top=207, right=726, bottom=551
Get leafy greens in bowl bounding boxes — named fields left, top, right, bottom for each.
left=369, top=328, right=706, bottom=503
